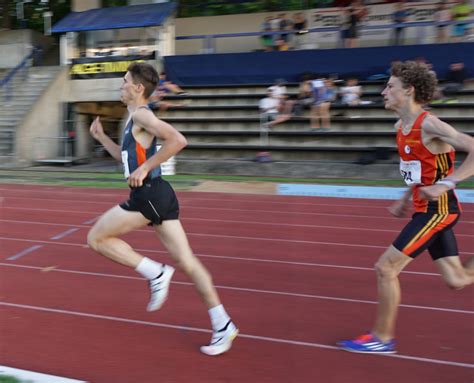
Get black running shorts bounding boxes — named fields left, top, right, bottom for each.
left=392, top=212, right=460, bottom=260
left=119, top=177, right=179, bottom=225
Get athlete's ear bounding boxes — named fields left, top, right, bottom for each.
left=135, top=82, right=144, bottom=94
left=405, top=85, right=414, bottom=96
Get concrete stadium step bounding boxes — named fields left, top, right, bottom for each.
left=177, top=144, right=399, bottom=162
left=175, top=158, right=401, bottom=179
left=164, top=116, right=474, bottom=132
left=161, top=103, right=474, bottom=118
left=0, top=130, right=14, bottom=156
left=0, top=66, right=61, bottom=159
left=182, top=130, right=396, bottom=147
left=181, top=81, right=387, bottom=95
left=180, top=81, right=474, bottom=95
left=165, top=88, right=474, bottom=105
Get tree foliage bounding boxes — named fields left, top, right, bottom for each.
left=0, top=0, right=70, bottom=32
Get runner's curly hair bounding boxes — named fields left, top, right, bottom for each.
left=127, top=62, right=158, bottom=99
left=391, top=61, right=438, bottom=104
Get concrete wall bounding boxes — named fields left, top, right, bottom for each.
left=72, top=0, right=101, bottom=12
left=0, top=30, right=54, bottom=68
left=175, top=13, right=275, bottom=55
left=15, top=67, right=69, bottom=164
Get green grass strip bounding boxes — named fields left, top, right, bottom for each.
left=0, top=169, right=472, bottom=189
left=0, top=376, right=26, bottom=383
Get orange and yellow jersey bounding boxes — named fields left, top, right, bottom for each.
left=396, top=111, right=461, bottom=214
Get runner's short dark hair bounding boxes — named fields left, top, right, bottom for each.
left=127, top=62, right=159, bottom=99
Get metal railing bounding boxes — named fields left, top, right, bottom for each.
left=176, top=19, right=474, bottom=54
left=0, top=47, right=41, bottom=102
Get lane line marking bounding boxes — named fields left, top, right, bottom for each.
left=2, top=220, right=473, bottom=249
left=82, top=217, right=100, bottom=225
left=0, top=366, right=86, bottom=383
left=1, top=216, right=473, bottom=237
left=50, top=228, right=80, bottom=240
left=0, top=301, right=472, bottom=369
left=3, top=206, right=474, bottom=224
left=1, top=186, right=474, bottom=211
left=6, top=245, right=43, bottom=261
left=1, top=236, right=473, bottom=271
left=1, top=263, right=471, bottom=315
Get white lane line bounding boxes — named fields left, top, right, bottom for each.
left=2, top=236, right=473, bottom=271
left=1, top=263, right=471, bottom=315
left=0, top=301, right=472, bottom=369
left=82, top=217, right=100, bottom=225
left=2, top=220, right=473, bottom=249
left=6, top=245, right=43, bottom=261
left=2, top=186, right=474, bottom=213
left=1, top=216, right=473, bottom=237
left=0, top=366, right=86, bottom=383
left=50, top=228, right=80, bottom=240
left=3, top=206, right=474, bottom=224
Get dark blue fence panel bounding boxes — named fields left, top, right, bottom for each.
left=164, top=42, right=474, bottom=85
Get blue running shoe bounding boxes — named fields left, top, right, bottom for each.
left=338, top=333, right=396, bottom=354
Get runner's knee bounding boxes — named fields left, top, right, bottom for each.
left=87, top=230, right=103, bottom=252
left=374, top=260, right=398, bottom=280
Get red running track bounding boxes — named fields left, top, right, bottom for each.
left=0, top=184, right=473, bottom=383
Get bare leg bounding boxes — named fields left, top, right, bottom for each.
left=464, top=257, right=474, bottom=278
left=267, top=114, right=291, bottom=128
left=372, top=245, right=413, bottom=342
left=155, top=219, right=220, bottom=308
left=436, top=256, right=473, bottom=289
left=310, top=104, right=320, bottom=129
left=87, top=205, right=150, bottom=268
left=320, top=102, right=331, bottom=130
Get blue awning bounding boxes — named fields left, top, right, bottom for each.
left=51, top=2, right=177, bottom=33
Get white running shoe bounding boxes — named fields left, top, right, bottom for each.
left=146, top=265, right=175, bottom=312
left=200, top=320, right=238, bottom=356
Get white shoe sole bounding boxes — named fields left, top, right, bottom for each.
left=200, top=328, right=239, bottom=356
left=147, top=266, right=175, bottom=312
left=340, top=346, right=397, bottom=354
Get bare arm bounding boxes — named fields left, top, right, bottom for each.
left=89, top=116, right=122, bottom=161
left=419, top=116, right=474, bottom=200
left=127, top=108, right=187, bottom=187
left=388, top=186, right=413, bottom=217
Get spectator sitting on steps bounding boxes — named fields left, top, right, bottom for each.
left=340, top=78, right=362, bottom=106
left=433, top=62, right=469, bottom=103
left=158, top=72, right=187, bottom=95
left=259, top=86, right=293, bottom=129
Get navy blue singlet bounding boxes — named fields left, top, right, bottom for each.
left=121, top=112, right=161, bottom=179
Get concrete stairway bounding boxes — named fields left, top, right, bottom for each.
left=0, top=66, right=61, bottom=162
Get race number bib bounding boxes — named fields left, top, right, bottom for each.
left=399, top=159, right=421, bottom=185
left=121, top=150, right=130, bottom=178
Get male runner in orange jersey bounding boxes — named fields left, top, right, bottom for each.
left=88, top=62, right=238, bottom=355
left=339, top=60, right=474, bottom=354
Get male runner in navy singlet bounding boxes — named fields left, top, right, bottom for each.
left=88, top=62, right=238, bottom=356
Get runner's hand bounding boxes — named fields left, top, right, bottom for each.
left=388, top=199, right=409, bottom=217
left=418, top=184, right=449, bottom=201
left=89, top=116, right=104, bottom=140
left=128, top=165, right=149, bottom=188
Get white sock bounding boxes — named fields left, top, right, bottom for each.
left=135, top=257, right=163, bottom=280
left=208, top=304, right=230, bottom=331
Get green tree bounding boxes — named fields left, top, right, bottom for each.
left=1, top=0, right=13, bottom=29
left=0, top=0, right=71, bottom=33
